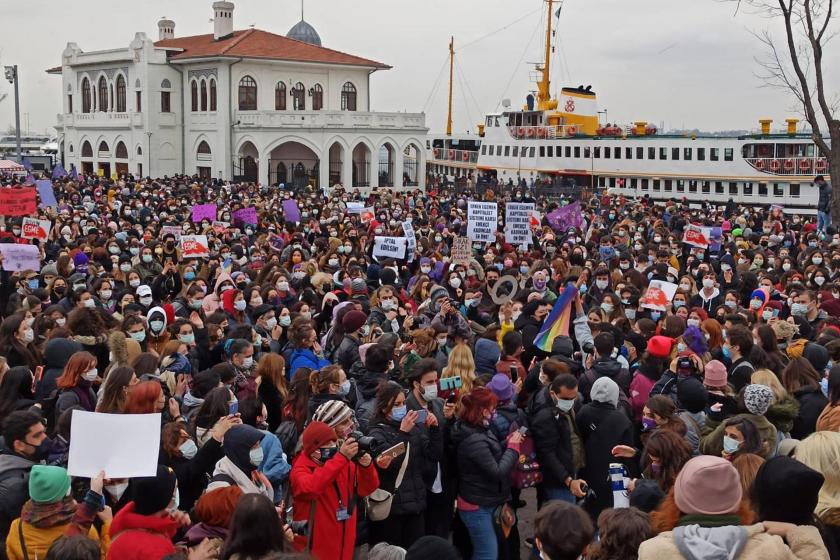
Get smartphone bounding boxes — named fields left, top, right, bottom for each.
left=414, top=409, right=428, bottom=425
left=518, top=426, right=528, bottom=436
left=229, top=401, right=239, bottom=415
left=446, top=393, right=458, bottom=404
left=510, top=365, right=519, bottom=382
left=378, top=442, right=406, bottom=462
left=33, top=366, right=43, bottom=385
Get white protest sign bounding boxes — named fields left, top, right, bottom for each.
left=505, top=202, right=535, bottom=246
left=21, top=217, right=51, bottom=241
left=0, top=244, right=40, bottom=271
left=68, top=410, right=161, bottom=479
left=402, top=221, right=416, bottom=262
left=161, top=225, right=182, bottom=241
left=467, top=201, right=498, bottom=243
left=640, top=280, right=679, bottom=312
left=346, top=202, right=365, bottom=214
left=373, top=236, right=407, bottom=259
left=180, top=234, right=210, bottom=258
left=452, top=236, right=472, bottom=265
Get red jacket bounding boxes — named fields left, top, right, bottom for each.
left=291, top=452, right=379, bottom=560
left=107, top=502, right=179, bottom=560
left=630, top=372, right=657, bottom=423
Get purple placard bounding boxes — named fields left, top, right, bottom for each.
left=282, top=199, right=301, bottom=223
left=191, top=203, right=217, bottom=223
left=232, top=207, right=258, bottom=225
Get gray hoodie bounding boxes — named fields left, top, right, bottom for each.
left=673, top=524, right=749, bottom=560
left=0, top=451, right=36, bottom=540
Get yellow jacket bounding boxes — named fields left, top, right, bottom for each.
left=6, top=518, right=110, bottom=560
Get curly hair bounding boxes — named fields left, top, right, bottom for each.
left=588, top=507, right=653, bottom=560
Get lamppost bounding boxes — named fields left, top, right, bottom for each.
left=4, top=65, right=22, bottom=163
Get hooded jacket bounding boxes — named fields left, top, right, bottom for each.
left=527, top=386, right=576, bottom=489
left=202, top=271, right=233, bottom=315
left=450, top=420, right=518, bottom=507
left=146, top=306, right=170, bottom=356
left=36, top=338, right=83, bottom=402
left=0, top=451, right=35, bottom=543
left=579, top=357, right=632, bottom=404
left=107, top=502, right=179, bottom=560
left=207, top=425, right=273, bottom=501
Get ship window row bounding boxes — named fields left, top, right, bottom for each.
left=480, top=144, right=734, bottom=161
left=600, top=177, right=799, bottom=198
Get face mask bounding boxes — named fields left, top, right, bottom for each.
left=687, top=318, right=700, bottom=328
left=129, top=330, right=146, bottom=342
left=782, top=263, right=791, bottom=271
left=234, top=300, right=247, bottom=311
left=601, top=302, right=614, bottom=314
left=595, top=279, right=609, bottom=291
left=100, top=290, right=112, bottom=301
left=381, top=300, right=397, bottom=311
left=318, top=446, right=339, bottom=462
left=391, top=405, right=407, bottom=422
left=619, top=262, right=630, bottom=270
left=673, top=300, right=685, bottom=309
left=241, top=356, right=254, bottom=369
left=422, top=385, right=438, bottom=401
left=791, top=303, right=809, bottom=317
left=119, top=263, right=132, bottom=273
left=641, top=417, right=657, bottom=432
left=179, top=439, right=198, bottom=459
left=83, top=299, right=96, bottom=309
left=724, top=300, right=737, bottom=309
left=249, top=447, right=264, bottom=467
left=723, top=435, right=741, bottom=454
left=265, top=317, right=277, bottom=330
left=278, top=282, right=290, bottom=292
left=679, top=283, right=691, bottom=292
left=421, top=266, right=431, bottom=274
left=142, top=255, right=153, bottom=263
left=625, top=309, right=636, bottom=320
left=83, top=368, right=98, bottom=382
left=701, top=279, right=714, bottom=289
left=815, top=276, right=826, bottom=286
left=556, top=398, right=575, bottom=413
left=328, top=258, right=339, bottom=267
left=139, top=296, right=153, bottom=306
left=813, top=257, right=823, bottom=265
left=464, top=298, right=479, bottom=308
left=179, top=333, right=195, bottom=345
left=184, top=271, right=196, bottom=282
left=336, top=379, right=351, bottom=396
left=105, top=482, right=129, bottom=501
left=749, top=299, right=762, bottom=310
left=21, top=329, right=34, bottom=343
left=650, top=311, right=661, bottom=322
left=189, top=298, right=204, bottom=310
left=130, top=279, right=142, bottom=289
left=56, top=317, right=66, bottom=327
left=150, top=320, right=165, bottom=333
left=761, top=310, right=774, bottom=321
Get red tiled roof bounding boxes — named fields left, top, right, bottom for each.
left=154, top=28, right=390, bottom=69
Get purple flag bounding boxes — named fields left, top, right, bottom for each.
left=23, top=174, right=35, bottom=186
left=51, top=164, right=67, bottom=179
left=547, top=202, right=583, bottom=232
left=282, top=199, right=302, bottom=223
left=69, top=165, right=78, bottom=180
left=36, top=179, right=58, bottom=208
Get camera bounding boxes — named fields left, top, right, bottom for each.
left=348, top=431, right=378, bottom=460
left=288, top=520, right=309, bottom=537
left=677, top=356, right=695, bottom=376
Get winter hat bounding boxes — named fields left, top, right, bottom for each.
left=342, top=310, right=368, bottom=333
left=752, top=456, right=824, bottom=524
left=551, top=335, right=575, bottom=358
left=743, top=384, right=775, bottom=416
left=132, top=464, right=177, bottom=515
left=629, top=479, right=666, bottom=513
left=674, top=455, right=742, bottom=515
left=703, top=360, right=728, bottom=388
left=590, top=377, right=619, bottom=408
left=405, top=536, right=461, bottom=560
left=194, top=485, right=243, bottom=527
left=647, top=335, right=673, bottom=359
left=676, top=377, right=709, bottom=414
left=487, top=374, right=515, bottom=403
left=350, top=278, right=368, bottom=296
left=313, top=400, right=354, bottom=428
left=682, top=326, right=708, bottom=357
left=222, top=425, right=264, bottom=475
left=803, top=343, right=830, bottom=373
left=428, top=285, right=450, bottom=313
left=73, top=252, right=90, bottom=273
left=302, top=421, right=337, bottom=456
left=28, top=465, right=71, bottom=504
left=251, top=304, right=275, bottom=321
left=474, top=338, right=501, bottom=375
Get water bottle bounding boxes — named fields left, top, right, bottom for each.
left=609, top=463, right=629, bottom=508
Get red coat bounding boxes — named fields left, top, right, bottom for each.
left=291, top=452, right=379, bottom=560
left=630, top=372, right=657, bottom=423
left=107, top=502, right=179, bottom=560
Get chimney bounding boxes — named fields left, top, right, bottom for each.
left=213, top=1, right=235, bottom=40
left=158, top=17, right=175, bottom=40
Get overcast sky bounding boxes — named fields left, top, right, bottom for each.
left=1, top=0, right=836, bottom=136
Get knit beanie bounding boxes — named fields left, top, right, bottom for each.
left=674, top=456, right=742, bottom=516
left=302, top=421, right=337, bottom=456
left=405, top=536, right=461, bottom=560
left=647, top=335, right=673, bottom=359
left=590, top=377, right=619, bottom=408
left=752, top=456, right=824, bottom=524
left=676, top=377, right=709, bottom=414
left=313, top=400, right=354, bottom=428
left=487, top=374, right=515, bottom=403
left=28, top=465, right=71, bottom=504
left=474, top=338, right=501, bottom=375
left=743, top=384, right=775, bottom=416
left=132, top=464, right=177, bottom=515
left=703, top=360, right=728, bottom=388
left=342, top=310, right=368, bottom=333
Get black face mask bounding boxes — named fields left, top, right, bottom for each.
left=26, top=436, right=52, bottom=461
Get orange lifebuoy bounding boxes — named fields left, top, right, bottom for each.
left=567, top=125, right=578, bottom=136
left=799, top=159, right=811, bottom=171
left=518, top=127, right=525, bottom=138
left=433, top=148, right=440, bottom=158
left=448, top=149, right=456, bottom=160
left=784, top=159, right=795, bottom=171
left=769, top=159, right=781, bottom=172
left=815, top=159, right=828, bottom=172
left=462, top=151, right=470, bottom=162
left=537, top=127, right=546, bottom=138
left=526, top=128, right=535, bottom=138
left=755, top=159, right=766, bottom=170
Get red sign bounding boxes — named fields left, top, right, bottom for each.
left=21, top=218, right=50, bottom=241
left=180, top=235, right=210, bottom=258
left=0, top=187, right=37, bottom=216
left=683, top=225, right=710, bottom=249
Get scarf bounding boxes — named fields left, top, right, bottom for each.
left=72, top=384, right=94, bottom=412
left=20, top=497, right=76, bottom=529
left=676, top=514, right=742, bottom=528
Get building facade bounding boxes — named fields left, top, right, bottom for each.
left=49, top=1, right=427, bottom=190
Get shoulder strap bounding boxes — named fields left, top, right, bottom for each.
left=18, top=520, right=29, bottom=560
left=393, top=443, right=411, bottom=490
left=210, top=473, right=236, bottom=486
left=306, top=499, right=317, bottom=553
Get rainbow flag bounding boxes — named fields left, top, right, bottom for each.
left=534, top=283, right=579, bottom=352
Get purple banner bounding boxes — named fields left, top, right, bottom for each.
left=232, top=207, right=258, bottom=225
left=547, top=202, right=582, bottom=232
left=191, top=203, right=217, bottom=223
left=282, top=199, right=302, bottom=223
left=36, top=180, right=57, bottom=209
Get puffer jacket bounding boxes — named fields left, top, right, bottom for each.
left=334, top=335, right=362, bottom=372
left=638, top=522, right=828, bottom=560
left=0, top=451, right=34, bottom=543
left=450, top=421, right=518, bottom=507
left=527, top=387, right=575, bottom=489
left=366, top=417, right=442, bottom=516
left=578, top=358, right=632, bottom=404
left=36, top=338, right=83, bottom=402
left=792, top=385, right=828, bottom=440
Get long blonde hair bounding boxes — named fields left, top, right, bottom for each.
left=751, top=369, right=789, bottom=402
left=796, top=432, right=840, bottom=515
left=441, top=342, right=476, bottom=393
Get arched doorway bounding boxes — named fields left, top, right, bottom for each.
left=115, top=141, right=129, bottom=176
left=328, top=142, right=344, bottom=186
left=235, top=141, right=259, bottom=183
left=379, top=143, right=395, bottom=187
left=81, top=141, right=93, bottom=175
left=97, top=140, right=111, bottom=177
left=403, top=143, right=421, bottom=187
left=196, top=140, right=212, bottom=178
left=268, top=141, right=319, bottom=189
left=352, top=143, right=371, bottom=188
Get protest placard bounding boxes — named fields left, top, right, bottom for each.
left=212, top=220, right=230, bottom=233
left=282, top=199, right=302, bottom=223
left=191, top=203, right=217, bottom=223
left=21, top=217, right=50, bottom=241
left=232, top=207, right=258, bottom=225
left=346, top=202, right=365, bottom=214
left=35, top=180, right=57, bottom=209
left=452, top=236, right=472, bottom=265
left=180, top=235, right=210, bottom=258
left=683, top=225, right=711, bottom=249
left=505, top=202, right=535, bottom=245
left=402, top=221, right=416, bottom=262
left=373, top=236, right=407, bottom=259
left=360, top=207, right=375, bottom=223
left=640, top=280, right=678, bottom=311
left=0, top=244, right=40, bottom=271
left=0, top=187, right=37, bottom=216
left=161, top=225, right=182, bottom=241
left=68, top=411, right=161, bottom=479
left=546, top=202, right=583, bottom=232
left=467, top=201, right=497, bottom=243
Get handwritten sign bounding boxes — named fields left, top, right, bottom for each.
left=161, top=225, right=182, bottom=241
left=21, top=218, right=51, bottom=241
left=640, top=280, right=678, bottom=312
left=373, top=236, right=407, bottom=260
left=212, top=220, right=230, bottom=233
left=36, top=180, right=57, bottom=209
left=191, top=203, right=217, bottom=223
left=180, top=234, right=210, bottom=258
left=505, top=202, right=535, bottom=245
left=68, top=411, right=161, bottom=479
left=452, top=236, right=472, bottom=265
left=467, top=201, right=497, bottom=243
left=282, top=199, right=302, bottom=223
left=0, top=244, right=40, bottom=271
left=0, top=187, right=37, bottom=216
left=402, top=221, right=416, bottom=262
left=683, top=225, right=711, bottom=250
left=232, top=207, right=258, bottom=226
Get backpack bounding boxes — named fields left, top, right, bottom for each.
left=275, top=420, right=300, bottom=458
left=510, top=421, right=542, bottom=489
left=583, top=370, right=633, bottom=420
left=353, top=385, right=378, bottom=432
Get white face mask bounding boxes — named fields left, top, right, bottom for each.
left=21, top=329, right=34, bottom=343
left=83, top=299, right=96, bottom=309
left=179, top=439, right=198, bottom=459
left=702, top=278, right=715, bottom=289
left=422, top=384, right=438, bottom=401
left=55, top=317, right=66, bottom=327
left=279, top=315, right=291, bottom=327
left=249, top=446, right=264, bottom=466
left=241, top=356, right=254, bottom=369
left=83, top=368, right=98, bottom=382
left=265, top=317, right=277, bottom=330
left=105, top=482, right=129, bottom=501
left=234, top=300, right=247, bottom=311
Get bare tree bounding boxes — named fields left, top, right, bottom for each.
left=731, top=0, right=839, bottom=221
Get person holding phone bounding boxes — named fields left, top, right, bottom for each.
left=366, top=381, right=443, bottom=549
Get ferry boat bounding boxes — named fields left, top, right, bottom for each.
left=426, top=0, right=828, bottom=212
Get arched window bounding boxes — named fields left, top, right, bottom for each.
left=115, top=141, right=128, bottom=159
left=238, top=76, right=257, bottom=110
left=197, top=141, right=211, bottom=154
left=81, top=141, right=92, bottom=157
left=160, top=79, right=171, bottom=89
left=209, top=79, right=217, bottom=111
left=98, top=76, right=108, bottom=112
left=116, top=75, right=126, bottom=112
left=81, top=78, right=91, bottom=113
left=137, top=146, right=142, bottom=156
left=69, top=144, right=74, bottom=153
left=276, top=162, right=287, bottom=184
left=292, top=82, right=305, bottom=111
left=312, top=84, right=323, bottom=111
left=98, top=141, right=110, bottom=154
left=275, top=82, right=286, bottom=110
left=191, top=81, right=198, bottom=112
left=341, top=82, right=357, bottom=111
left=200, top=79, right=208, bottom=111
left=160, top=79, right=172, bottom=113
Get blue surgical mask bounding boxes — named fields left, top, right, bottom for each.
left=390, top=405, right=407, bottom=422
left=722, top=345, right=732, bottom=359
left=723, top=435, right=741, bottom=454
left=821, top=376, right=829, bottom=397
left=184, top=271, right=196, bottom=282
left=650, top=311, right=661, bottom=322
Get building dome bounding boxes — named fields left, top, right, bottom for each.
left=287, top=19, right=321, bottom=46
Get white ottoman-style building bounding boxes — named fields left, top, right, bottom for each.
left=48, top=1, right=427, bottom=189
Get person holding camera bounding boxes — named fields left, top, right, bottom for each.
left=367, top=381, right=443, bottom=549
left=289, top=421, right=380, bottom=560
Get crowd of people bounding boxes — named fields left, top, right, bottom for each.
left=0, top=170, right=836, bottom=560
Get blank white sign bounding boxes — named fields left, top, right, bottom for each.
left=68, top=411, right=161, bottom=479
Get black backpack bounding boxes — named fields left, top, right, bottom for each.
left=275, top=420, right=300, bottom=458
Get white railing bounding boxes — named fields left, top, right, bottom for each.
left=428, top=148, right=478, bottom=164
left=234, top=110, right=426, bottom=131
left=746, top=157, right=828, bottom=176
left=507, top=124, right=580, bottom=140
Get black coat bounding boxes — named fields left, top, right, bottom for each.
left=578, top=358, right=632, bottom=404
left=335, top=334, right=362, bottom=373
left=450, top=421, right=518, bottom=507
left=792, top=385, right=829, bottom=439
left=161, top=437, right=224, bottom=512
left=406, top=392, right=451, bottom=488
left=576, top=401, right=636, bottom=518
left=367, top=417, right=442, bottom=516
left=528, top=387, right=575, bottom=488
left=258, top=380, right=285, bottom=433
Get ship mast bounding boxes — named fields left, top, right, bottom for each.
left=537, top=0, right=553, bottom=110
left=446, top=36, right=454, bottom=136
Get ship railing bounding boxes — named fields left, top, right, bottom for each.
left=429, top=148, right=478, bottom=164
left=507, top=125, right=579, bottom=140
left=746, top=157, right=829, bottom=176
